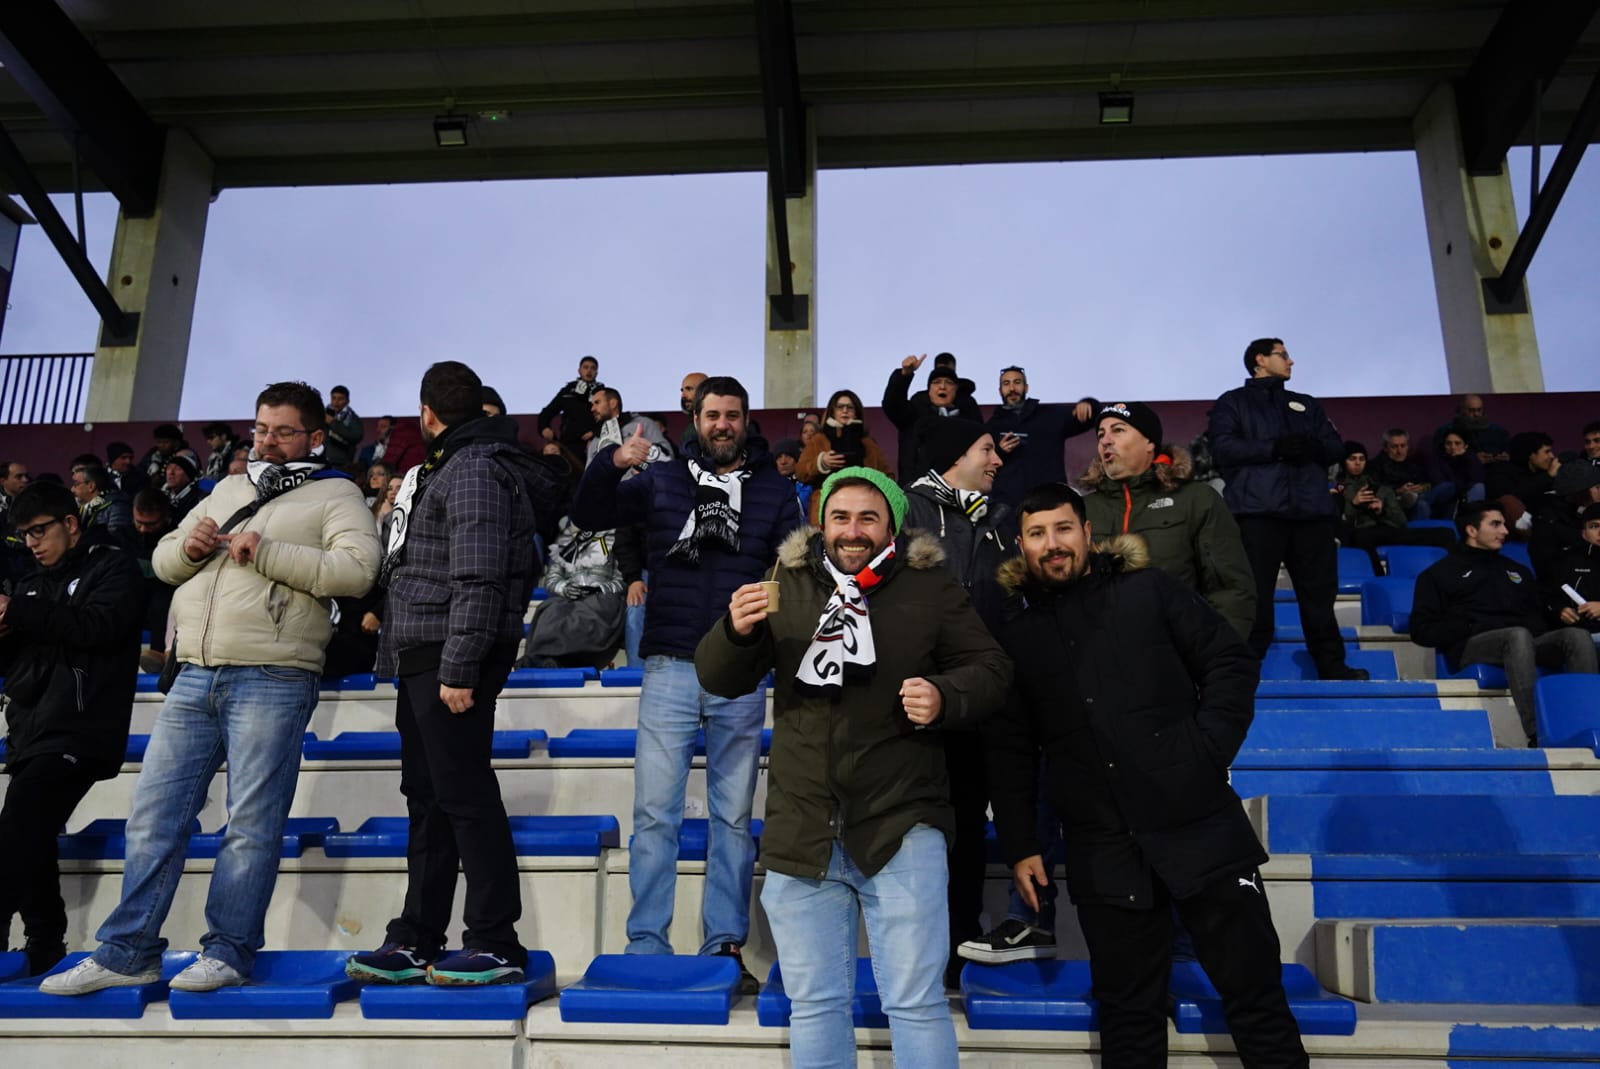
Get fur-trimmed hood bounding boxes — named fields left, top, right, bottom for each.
left=995, top=533, right=1150, bottom=595
left=777, top=525, right=945, bottom=573
left=1080, top=444, right=1195, bottom=494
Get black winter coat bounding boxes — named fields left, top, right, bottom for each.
left=1209, top=376, right=1343, bottom=519
left=1410, top=546, right=1548, bottom=671
left=572, top=436, right=805, bottom=659
left=985, top=397, right=1098, bottom=509
left=902, top=483, right=1017, bottom=636
left=0, top=528, right=145, bottom=773
left=1542, top=540, right=1600, bottom=632
left=986, top=540, right=1265, bottom=907
left=881, top=367, right=983, bottom=478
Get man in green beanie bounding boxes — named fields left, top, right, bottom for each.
left=697, top=467, right=1011, bottom=1068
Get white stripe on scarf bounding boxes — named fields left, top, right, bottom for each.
left=795, top=542, right=895, bottom=696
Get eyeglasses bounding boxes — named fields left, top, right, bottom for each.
left=252, top=425, right=311, bottom=442
left=18, top=518, right=63, bottom=542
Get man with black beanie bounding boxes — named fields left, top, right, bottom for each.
left=902, top=417, right=1015, bottom=985
left=882, top=354, right=982, bottom=479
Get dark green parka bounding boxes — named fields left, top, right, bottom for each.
left=695, top=526, right=1012, bottom=881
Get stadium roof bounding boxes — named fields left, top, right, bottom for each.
left=2, top=0, right=1597, bottom=199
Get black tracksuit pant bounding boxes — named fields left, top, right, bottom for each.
left=944, top=732, right=989, bottom=960
left=1237, top=514, right=1347, bottom=673
left=385, top=651, right=525, bottom=965
left=1076, top=866, right=1309, bottom=1068
left=0, top=754, right=102, bottom=947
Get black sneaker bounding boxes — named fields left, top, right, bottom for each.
left=346, top=942, right=440, bottom=985
left=22, top=939, right=66, bottom=977
left=1527, top=733, right=1540, bottom=749
left=1319, top=665, right=1371, bottom=681
left=712, top=942, right=760, bottom=995
left=428, top=948, right=525, bottom=986
left=957, top=918, right=1056, bottom=964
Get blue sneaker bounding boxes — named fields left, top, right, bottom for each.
left=427, top=948, right=524, bottom=986
left=346, top=942, right=439, bottom=984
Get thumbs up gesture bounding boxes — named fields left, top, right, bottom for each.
left=613, top=422, right=653, bottom=469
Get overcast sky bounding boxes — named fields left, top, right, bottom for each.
left=2, top=147, right=1594, bottom=421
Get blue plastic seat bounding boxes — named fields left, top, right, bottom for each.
left=548, top=727, right=773, bottom=758
left=302, top=729, right=547, bottom=760
left=0, top=952, right=197, bottom=1018
left=1435, top=653, right=1553, bottom=690
left=322, top=815, right=619, bottom=857
left=600, top=666, right=645, bottom=687
left=1240, top=708, right=1492, bottom=751
left=503, top=666, right=595, bottom=688
left=58, top=818, right=202, bottom=861
left=960, top=959, right=1098, bottom=1031
left=360, top=951, right=557, bottom=1020
left=1260, top=794, right=1600, bottom=855
left=1169, top=961, right=1355, bottom=1035
left=1359, top=576, right=1415, bottom=632
left=134, top=672, right=162, bottom=693
left=1406, top=519, right=1458, bottom=531
left=323, top=672, right=377, bottom=691
left=168, top=951, right=358, bottom=1019
left=187, top=817, right=340, bottom=859
left=1502, top=542, right=1532, bottom=568
left=1335, top=547, right=1375, bottom=595
left=560, top=954, right=742, bottom=1024
left=125, top=734, right=152, bottom=761
left=1259, top=647, right=1397, bottom=681
left=628, top=817, right=764, bottom=861
left=0, top=952, right=26, bottom=983
left=1271, top=601, right=1356, bottom=641
left=1256, top=679, right=1437, bottom=699
left=757, top=957, right=889, bottom=1028
left=1535, top=674, right=1600, bottom=755
left=1377, top=544, right=1447, bottom=579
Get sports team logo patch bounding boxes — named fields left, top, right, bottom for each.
left=1507, top=571, right=1523, bottom=583
left=1288, top=401, right=1307, bottom=412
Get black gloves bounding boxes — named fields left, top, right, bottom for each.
left=1272, top=433, right=1316, bottom=465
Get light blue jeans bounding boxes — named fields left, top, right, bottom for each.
left=92, top=664, right=318, bottom=976
left=762, top=825, right=957, bottom=1069
left=627, top=655, right=764, bottom=955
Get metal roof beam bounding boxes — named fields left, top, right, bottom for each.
left=0, top=0, right=164, bottom=214
left=1456, top=0, right=1600, bottom=175
left=755, top=0, right=806, bottom=310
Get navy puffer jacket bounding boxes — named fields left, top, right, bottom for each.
left=572, top=436, right=805, bottom=659
left=1208, top=376, right=1343, bottom=519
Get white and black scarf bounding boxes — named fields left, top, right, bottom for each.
left=795, top=542, right=896, bottom=697
left=246, top=448, right=328, bottom=507
left=379, top=433, right=459, bottom=586
left=911, top=470, right=990, bottom=524
left=667, top=459, right=749, bottom=565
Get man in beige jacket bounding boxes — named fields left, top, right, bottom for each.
left=44, top=381, right=381, bottom=996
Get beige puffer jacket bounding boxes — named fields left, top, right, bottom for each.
left=154, top=473, right=382, bottom=674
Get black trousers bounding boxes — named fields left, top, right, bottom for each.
left=0, top=754, right=101, bottom=945
left=1237, top=514, right=1347, bottom=673
left=1077, top=867, right=1308, bottom=1069
left=943, top=731, right=988, bottom=951
left=385, top=652, right=526, bottom=964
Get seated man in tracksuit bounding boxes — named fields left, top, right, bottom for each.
left=1411, top=501, right=1598, bottom=747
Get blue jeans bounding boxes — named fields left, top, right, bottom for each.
left=624, top=605, right=645, bottom=667
left=762, top=825, right=957, bottom=1069
left=627, top=655, right=764, bottom=955
left=92, top=664, right=318, bottom=976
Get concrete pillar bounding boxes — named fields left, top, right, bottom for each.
left=1412, top=83, right=1543, bottom=393
left=87, top=129, right=213, bottom=421
left=763, top=118, right=817, bottom=408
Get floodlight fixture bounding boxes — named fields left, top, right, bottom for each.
left=1098, top=91, right=1135, bottom=125
left=433, top=114, right=469, bottom=147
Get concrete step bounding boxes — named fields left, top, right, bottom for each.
left=1315, top=918, right=1600, bottom=1004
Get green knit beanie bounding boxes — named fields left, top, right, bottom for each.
left=818, top=466, right=908, bottom=533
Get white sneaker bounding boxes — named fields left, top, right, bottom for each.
left=169, top=956, right=247, bottom=992
left=39, top=957, right=160, bottom=996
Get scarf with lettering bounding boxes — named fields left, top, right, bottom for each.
left=795, top=542, right=896, bottom=697
left=667, top=459, right=749, bottom=565
left=911, top=470, right=989, bottom=524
